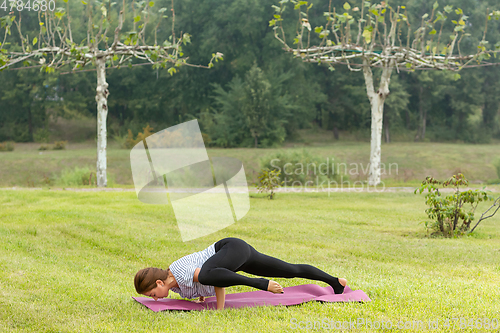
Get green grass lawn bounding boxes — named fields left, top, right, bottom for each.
left=1, top=189, right=499, bottom=332
left=1, top=140, right=499, bottom=188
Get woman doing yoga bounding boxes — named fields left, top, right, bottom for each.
left=134, top=237, right=347, bottom=310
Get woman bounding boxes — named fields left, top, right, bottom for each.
left=134, top=237, right=347, bottom=310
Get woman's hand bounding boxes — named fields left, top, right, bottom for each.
left=215, top=287, right=225, bottom=310
left=193, top=296, right=205, bottom=303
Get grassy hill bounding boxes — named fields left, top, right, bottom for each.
left=1, top=137, right=499, bottom=188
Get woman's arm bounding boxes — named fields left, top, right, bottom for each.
left=193, top=268, right=216, bottom=306
left=215, top=287, right=225, bottom=310
left=193, top=268, right=201, bottom=282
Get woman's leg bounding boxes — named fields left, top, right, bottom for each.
left=198, top=238, right=269, bottom=290
left=240, top=243, right=346, bottom=294
left=199, top=238, right=345, bottom=294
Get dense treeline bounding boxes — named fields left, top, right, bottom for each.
left=1, top=0, right=499, bottom=146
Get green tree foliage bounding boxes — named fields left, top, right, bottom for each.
left=1, top=0, right=499, bottom=144
left=0, top=69, right=59, bottom=142
left=383, top=76, right=410, bottom=142
left=207, top=64, right=295, bottom=147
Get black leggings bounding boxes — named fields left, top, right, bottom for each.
left=197, top=238, right=345, bottom=294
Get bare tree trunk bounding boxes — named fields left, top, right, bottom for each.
left=368, top=93, right=384, bottom=185
left=333, top=126, right=339, bottom=140
left=96, top=56, right=110, bottom=187
left=363, top=57, right=393, bottom=186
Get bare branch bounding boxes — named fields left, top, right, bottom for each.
left=87, top=2, right=91, bottom=46
left=112, top=0, right=126, bottom=51
left=13, top=14, right=25, bottom=54
left=171, top=0, right=176, bottom=45
left=356, top=0, right=365, bottom=45
left=469, top=196, right=500, bottom=233
left=482, top=7, right=489, bottom=43
left=66, top=0, right=73, bottom=43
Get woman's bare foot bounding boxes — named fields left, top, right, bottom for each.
left=339, top=278, right=347, bottom=287
left=267, top=280, right=284, bottom=294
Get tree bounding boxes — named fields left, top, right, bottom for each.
left=0, top=0, right=222, bottom=187
left=383, top=75, right=409, bottom=142
left=407, top=70, right=451, bottom=142
left=270, top=0, right=500, bottom=185
left=209, top=64, right=294, bottom=147
left=0, top=68, right=58, bottom=142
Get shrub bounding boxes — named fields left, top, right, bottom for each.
left=48, top=116, right=96, bottom=142
left=41, top=173, right=55, bottom=186
left=57, top=166, right=96, bottom=186
left=39, top=144, right=49, bottom=151
left=53, top=141, right=67, bottom=150
left=33, top=128, right=50, bottom=143
left=494, top=158, right=500, bottom=179
left=124, top=124, right=154, bottom=149
left=415, top=174, right=493, bottom=237
left=201, top=133, right=211, bottom=145
left=0, top=141, right=15, bottom=152
left=260, top=149, right=339, bottom=187
left=113, top=133, right=128, bottom=149
left=256, top=168, right=284, bottom=199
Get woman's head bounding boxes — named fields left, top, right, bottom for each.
left=134, top=267, right=170, bottom=295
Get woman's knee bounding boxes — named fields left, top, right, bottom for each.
left=198, top=267, right=213, bottom=285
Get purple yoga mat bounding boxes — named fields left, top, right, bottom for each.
left=132, top=284, right=371, bottom=311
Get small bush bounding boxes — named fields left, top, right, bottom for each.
left=125, top=124, right=154, bottom=149
left=201, top=133, right=211, bottom=145
left=113, top=133, right=129, bottom=149
left=494, top=158, right=500, bottom=179
left=256, top=168, right=284, bottom=199
left=0, top=141, right=15, bottom=152
left=260, top=149, right=339, bottom=187
left=48, top=116, right=96, bottom=142
left=53, top=141, right=68, bottom=150
left=57, top=166, right=96, bottom=186
left=33, top=128, right=50, bottom=143
left=415, top=174, right=493, bottom=238
left=41, top=173, right=55, bottom=186
left=39, top=144, right=49, bottom=151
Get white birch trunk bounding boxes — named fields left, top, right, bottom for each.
left=362, top=57, right=394, bottom=186
left=96, top=56, right=110, bottom=187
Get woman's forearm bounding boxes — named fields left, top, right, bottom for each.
left=214, top=287, right=225, bottom=310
